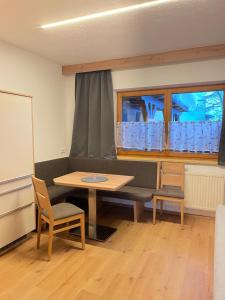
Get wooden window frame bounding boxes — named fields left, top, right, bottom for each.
left=117, top=83, right=225, bottom=160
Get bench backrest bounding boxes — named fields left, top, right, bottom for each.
left=35, top=157, right=158, bottom=189
left=68, top=157, right=158, bottom=189
left=35, top=157, right=69, bottom=186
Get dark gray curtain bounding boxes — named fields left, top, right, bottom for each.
left=70, top=70, right=116, bottom=159
left=218, top=106, right=225, bottom=165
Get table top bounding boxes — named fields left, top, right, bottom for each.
left=54, top=171, right=134, bottom=191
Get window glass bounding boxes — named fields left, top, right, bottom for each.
left=169, top=91, right=224, bottom=153
left=117, top=94, right=165, bottom=151
left=171, top=91, right=223, bottom=122
left=122, top=95, right=164, bottom=122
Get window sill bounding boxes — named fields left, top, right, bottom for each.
left=117, top=154, right=218, bottom=166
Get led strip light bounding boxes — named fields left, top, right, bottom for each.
left=41, top=0, right=182, bottom=29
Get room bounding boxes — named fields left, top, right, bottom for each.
left=0, top=0, right=225, bottom=299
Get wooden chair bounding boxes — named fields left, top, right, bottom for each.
left=153, top=162, right=185, bottom=226
left=32, top=176, right=85, bottom=261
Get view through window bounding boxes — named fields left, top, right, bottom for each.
left=117, top=85, right=224, bottom=158
left=119, top=94, right=165, bottom=151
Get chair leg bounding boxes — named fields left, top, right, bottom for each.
left=180, top=200, right=184, bottom=227
left=153, top=197, right=157, bottom=225
left=37, top=211, right=42, bottom=249
left=48, top=224, right=54, bottom=261
left=160, top=200, right=163, bottom=215
left=80, top=214, right=85, bottom=250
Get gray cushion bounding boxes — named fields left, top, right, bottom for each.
left=69, top=157, right=158, bottom=189
left=35, top=158, right=69, bottom=186
left=107, top=159, right=157, bottom=189
left=99, top=186, right=154, bottom=202
left=43, top=202, right=84, bottom=220
left=69, top=157, right=111, bottom=174
left=153, top=186, right=184, bottom=198
left=48, top=185, right=76, bottom=201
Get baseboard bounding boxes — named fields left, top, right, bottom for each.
left=0, top=234, right=31, bottom=256
left=181, top=207, right=215, bottom=217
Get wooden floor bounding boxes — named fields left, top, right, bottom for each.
left=0, top=205, right=214, bottom=300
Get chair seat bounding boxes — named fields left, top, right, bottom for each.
left=43, top=202, right=84, bottom=220
left=99, top=186, right=154, bottom=202
left=153, top=186, right=184, bottom=199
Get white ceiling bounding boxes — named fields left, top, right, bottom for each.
left=0, top=0, right=225, bottom=65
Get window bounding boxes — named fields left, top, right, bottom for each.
left=117, top=85, right=225, bottom=159
left=118, top=93, right=165, bottom=151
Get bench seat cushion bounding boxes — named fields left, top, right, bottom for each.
left=48, top=185, right=76, bottom=202
left=43, top=202, right=84, bottom=220
left=153, top=186, right=184, bottom=199
left=99, top=186, right=155, bottom=202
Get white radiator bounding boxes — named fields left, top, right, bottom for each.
left=185, top=172, right=225, bottom=211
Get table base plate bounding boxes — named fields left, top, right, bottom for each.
left=70, top=223, right=117, bottom=242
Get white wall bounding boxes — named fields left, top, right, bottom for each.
left=0, top=41, right=66, bottom=163
left=1, top=41, right=225, bottom=162
left=112, top=58, right=225, bottom=90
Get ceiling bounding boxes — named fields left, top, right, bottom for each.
left=0, top=0, right=225, bottom=65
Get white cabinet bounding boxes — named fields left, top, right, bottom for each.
left=0, top=91, right=35, bottom=249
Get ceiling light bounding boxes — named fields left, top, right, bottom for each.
left=41, top=0, right=179, bottom=29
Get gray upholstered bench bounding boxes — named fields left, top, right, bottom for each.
left=69, top=157, right=158, bottom=222
left=35, top=158, right=76, bottom=204
left=35, top=157, right=158, bottom=222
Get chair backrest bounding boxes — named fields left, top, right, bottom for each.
left=160, top=162, right=184, bottom=191
left=32, top=176, right=53, bottom=220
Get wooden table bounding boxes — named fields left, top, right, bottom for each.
left=54, top=172, right=134, bottom=241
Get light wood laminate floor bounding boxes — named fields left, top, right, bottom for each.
left=0, top=205, right=214, bottom=300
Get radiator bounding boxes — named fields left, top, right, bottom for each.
left=185, top=172, right=225, bottom=211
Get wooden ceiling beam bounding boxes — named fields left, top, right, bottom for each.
left=62, top=44, right=225, bottom=75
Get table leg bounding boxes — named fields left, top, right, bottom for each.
left=88, top=188, right=97, bottom=239
left=70, top=188, right=117, bottom=242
